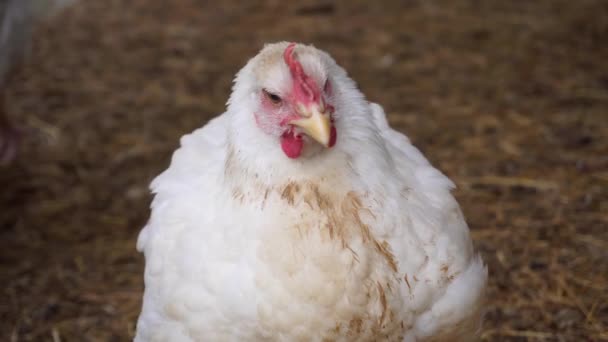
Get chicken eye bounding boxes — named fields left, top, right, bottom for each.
left=263, top=89, right=282, bottom=105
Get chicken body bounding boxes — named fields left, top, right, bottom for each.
left=135, top=42, right=487, bottom=342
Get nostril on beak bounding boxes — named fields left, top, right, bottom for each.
left=318, top=101, right=325, bottom=113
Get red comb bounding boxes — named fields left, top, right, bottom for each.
left=283, top=43, right=321, bottom=105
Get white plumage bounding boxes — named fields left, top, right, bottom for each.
left=135, top=42, right=487, bottom=342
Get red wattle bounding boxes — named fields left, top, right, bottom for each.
left=280, top=131, right=304, bottom=159
left=329, top=126, right=337, bottom=147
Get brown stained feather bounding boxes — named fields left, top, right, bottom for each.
left=308, top=182, right=332, bottom=210
left=232, top=187, right=245, bottom=203
left=280, top=181, right=300, bottom=205
left=347, top=317, right=363, bottom=336
left=226, top=147, right=273, bottom=206
left=261, top=188, right=270, bottom=209
left=377, top=282, right=388, bottom=326
left=374, top=240, right=399, bottom=273
left=278, top=181, right=401, bottom=276
left=439, top=263, right=461, bottom=282
left=344, top=191, right=373, bottom=242
left=417, top=255, right=429, bottom=274
left=388, top=309, right=396, bottom=328
left=404, top=274, right=412, bottom=294
left=326, top=222, right=335, bottom=239
left=275, top=180, right=407, bottom=337
left=345, top=244, right=360, bottom=263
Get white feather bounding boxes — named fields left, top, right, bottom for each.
left=135, top=42, right=487, bottom=342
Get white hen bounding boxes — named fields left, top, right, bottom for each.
left=135, top=42, right=487, bottom=342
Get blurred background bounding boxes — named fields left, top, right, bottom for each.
left=0, top=0, right=606, bottom=340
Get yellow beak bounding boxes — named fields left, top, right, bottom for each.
left=290, top=105, right=331, bottom=147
